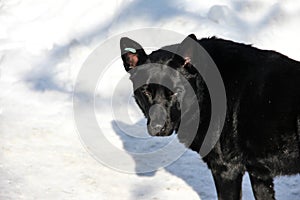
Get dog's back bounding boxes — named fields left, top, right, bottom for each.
left=198, top=38, right=300, bottom=199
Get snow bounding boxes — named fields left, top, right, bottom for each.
left=1, top=0, right=300, bottom=199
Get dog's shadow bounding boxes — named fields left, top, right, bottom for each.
left=111, top=119, right=217, bottom=199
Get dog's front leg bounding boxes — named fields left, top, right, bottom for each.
left=210, top=165, right=244, bottom=200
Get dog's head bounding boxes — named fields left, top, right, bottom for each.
left=120, top=34, right=200, bottom=137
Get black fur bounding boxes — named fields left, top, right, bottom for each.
left=120, top=35, right=300, bottom=200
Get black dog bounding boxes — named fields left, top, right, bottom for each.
left=120, top=34, right=300, bottom=200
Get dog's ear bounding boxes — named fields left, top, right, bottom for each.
left=120, top=37, right=148, bottom=72
left=171, top=34, right=200, bottom=76
left=176, top=34, right=198, bottom=68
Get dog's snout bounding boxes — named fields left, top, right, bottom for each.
left=148, top=104, right=167, bottom=135
left=149, top=104, right=167, bottom=121
left=149, top=124, right=163, bottom=135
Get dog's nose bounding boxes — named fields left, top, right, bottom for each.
left=148, top=104, right=167, bottom=135
left=151, top=124, right=163, bottom=133
left=148, top=123, right=165, bottom=136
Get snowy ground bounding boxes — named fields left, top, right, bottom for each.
left=1, top=0, right=300, bottom=199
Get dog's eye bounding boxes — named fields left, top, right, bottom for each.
left=171, top=87, right=184, bottom=101
left=140, top=84, right=152, bottom=98
left=143, top=90, right=152, bottom=97
left=169, top=92, right=178, bottom=101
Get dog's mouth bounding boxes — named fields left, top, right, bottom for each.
left=147, top=121, right=178, bottom=137
left=155, top=126, right=172, bottom=136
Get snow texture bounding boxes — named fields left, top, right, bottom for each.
left=1, top=0, right=300, bottom=199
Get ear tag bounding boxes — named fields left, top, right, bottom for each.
left=184, top=57, right=191, bottom=67
left=124, top=47, right=137, bottom=54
